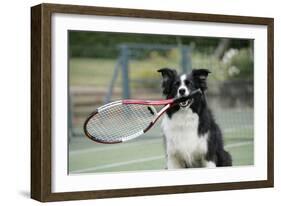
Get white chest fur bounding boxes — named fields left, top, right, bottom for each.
left=161, top=108, right=208, bottom=167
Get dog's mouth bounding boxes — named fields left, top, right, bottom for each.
left=179, top=99, right=193, bottom=108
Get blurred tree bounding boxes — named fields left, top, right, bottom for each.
left=225, top=48, right=254, bottom=80
left=69, top=31, right=251, bottom=58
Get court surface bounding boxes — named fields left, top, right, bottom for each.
left=69, top=109, right=253, bottom=174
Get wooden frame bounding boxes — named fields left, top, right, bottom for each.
left=31, top=3, right=274, bottom=202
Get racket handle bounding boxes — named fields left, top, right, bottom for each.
left=173, top=89, right=202, bottom=104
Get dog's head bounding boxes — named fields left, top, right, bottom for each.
left=158, top=68, right=210, bottom=108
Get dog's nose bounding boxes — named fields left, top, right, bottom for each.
left=179, top=88, right=186, bottom=96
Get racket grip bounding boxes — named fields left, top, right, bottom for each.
left=173, top=89, right=202, bottom=104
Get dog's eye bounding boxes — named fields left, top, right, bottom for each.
left=185, top=80, right=192, bottom=86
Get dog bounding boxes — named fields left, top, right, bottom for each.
left=158, top=68, right=232, bottom=169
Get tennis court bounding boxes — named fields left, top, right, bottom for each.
left=69, top=109, right=253, bottom=174
left=68, top=34, right=254, bottom=174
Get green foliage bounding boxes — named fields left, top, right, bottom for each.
left=69, top=31, right=179, bottom=58
left=191, top=52, right=228, bottom=82
left=226, top=49, right=254, bottom=80
left=69, top=31, right=251, bottom=58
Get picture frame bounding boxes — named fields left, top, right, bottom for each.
left=31, top=3, right=274, bottom=202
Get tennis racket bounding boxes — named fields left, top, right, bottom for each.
left=84, top=89, right=202, bottom=144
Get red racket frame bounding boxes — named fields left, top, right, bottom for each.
left=84, top=89, right=202, bottom=143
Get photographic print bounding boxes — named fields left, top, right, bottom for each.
left=31, top=3, right=273, bottom=202
left=68, top=31, right=254, bottom=174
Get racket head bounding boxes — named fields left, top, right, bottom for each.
left=83, top=100, right=167, bottom=144
left=83, top=110, right=121, bottom=144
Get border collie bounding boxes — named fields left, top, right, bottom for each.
left=158, top=68, right=232, bottom=169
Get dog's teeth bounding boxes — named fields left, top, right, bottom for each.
left=180, top=99, right=193, bottom=108
left=180, top=101, right=188, bottom=107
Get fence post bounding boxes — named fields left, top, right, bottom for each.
left=120, top=45, right=130, bottom=99
left=180, top=46, right=192, bottom=73
left=104, top=57, right=121, bottom=103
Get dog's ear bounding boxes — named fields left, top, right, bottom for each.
left=158, top=68, right=177, bottom=96
left=192, top=69, right=211, bottom=91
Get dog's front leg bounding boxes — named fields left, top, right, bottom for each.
left=166, top=154, right=185, bottom=169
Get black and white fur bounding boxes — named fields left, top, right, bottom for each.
left=158, top=68, right=232, bottom=169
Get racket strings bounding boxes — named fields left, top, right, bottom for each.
left=86, top=104, right=164, bottom=142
